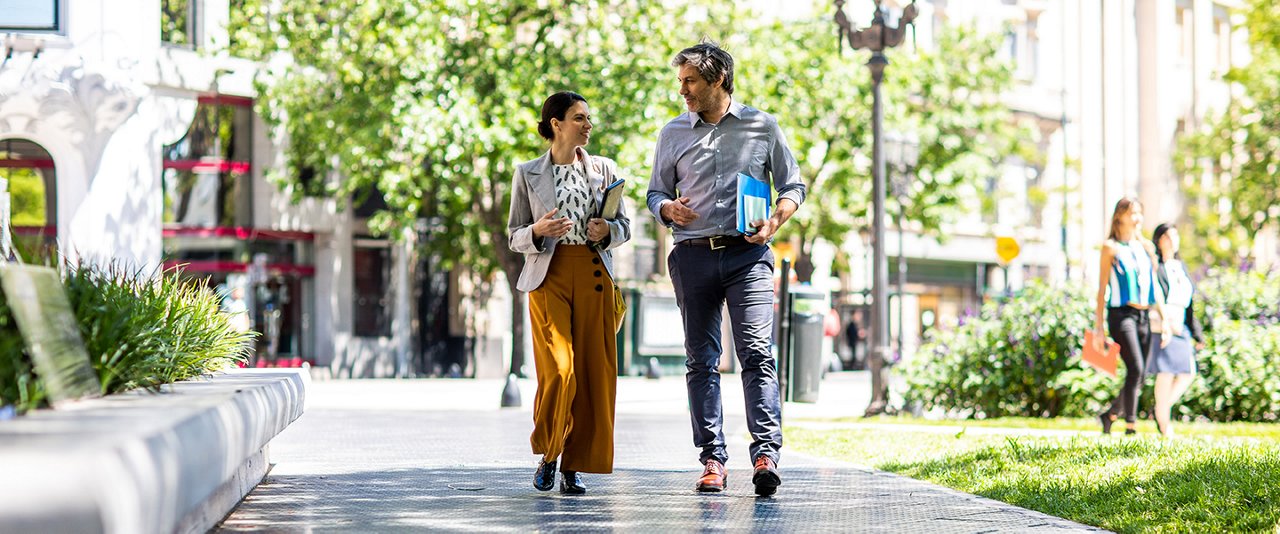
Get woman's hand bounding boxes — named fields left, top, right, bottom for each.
left=1093, top=328, right=1106, bottom=354
left=586, top=218, right=609, bottom=242
left=532, top=208, right=573, bottom=239
left=1160, top=319, right=1174, bottom=348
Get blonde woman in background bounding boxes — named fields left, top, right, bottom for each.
left=1093, top=197, right=1171, bottom=435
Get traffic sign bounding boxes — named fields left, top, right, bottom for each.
left=996, top=236, right=1020, bottom=264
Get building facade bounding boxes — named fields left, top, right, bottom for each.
left=0, top=0, right=444, bottom=378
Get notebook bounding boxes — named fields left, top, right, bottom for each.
left=736, top=173, right=771, bottom=235
left=596, top=179, right=625, bottom=220
left=1082, top=330, right=1120, bottom=378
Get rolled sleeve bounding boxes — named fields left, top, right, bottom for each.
left=646, top=131, right=678, bottom=226
left=769, top=119, right=806, bottom=208
left=507, top=166, right=548, bottom=254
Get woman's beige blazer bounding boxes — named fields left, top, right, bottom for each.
left=507, top=146, right=631, bottom=293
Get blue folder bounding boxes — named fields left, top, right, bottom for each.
left=737, top=173, right=772, bottom=235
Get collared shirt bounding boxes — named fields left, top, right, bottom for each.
left=646, top=100, right=806, bottom=242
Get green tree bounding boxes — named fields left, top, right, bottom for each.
left=229, top=0, right=733, bottom=375
left=738, top=22, right=1033, bottom=282
left=1175, top=0, right=1280, bottom=267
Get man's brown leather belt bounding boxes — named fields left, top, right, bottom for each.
left=679, top=235, right=751, bottom=250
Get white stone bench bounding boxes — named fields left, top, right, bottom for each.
left=0, top=368, right=307, bottom=533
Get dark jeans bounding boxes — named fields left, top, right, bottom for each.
left=1106, top=306, right=1150, bottom=423
left=668, top=242, right=782, bottom=466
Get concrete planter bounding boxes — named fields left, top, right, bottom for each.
left=0, top=369, right=307, bottom=533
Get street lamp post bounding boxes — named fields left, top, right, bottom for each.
left=834, top=0, right=918, bottom=416
left=885, top=132, right=918, bottom=366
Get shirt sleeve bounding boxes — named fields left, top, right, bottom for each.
left=768, top=118, right=806, bottom=208
left=646, top=129, right=677, bottom=226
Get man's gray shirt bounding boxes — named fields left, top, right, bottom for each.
left=647, top=100, right=806, bottom=242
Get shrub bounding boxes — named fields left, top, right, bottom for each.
left=1178, top=315, right=1280, bottom=422
left=0, top=263, right=253, bottom=414
left=901, top=281, right=1112, bottom=418
left=904, top=270, right=1280, bottom=423
left=1196, top=267, right=1280, bottom=326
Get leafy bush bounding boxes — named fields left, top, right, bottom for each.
left=904, top=270, right=1280, bottom=423
left=0, top=296, right=46, bottom=411
left=1178, top=312, right=1280, bottom=422
left=1196, top=267, right=1280, bottom=326
left=0, top=263, right=253, bottom=414
left=901, top=281, right=1112, bottom=418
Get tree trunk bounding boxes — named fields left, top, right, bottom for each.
left=495, top=234, right=528, bottom=378
left=509, top=284, right=527, bottom=378
left=793, top=252, right=816, bottom=284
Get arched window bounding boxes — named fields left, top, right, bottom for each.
left=1, top=138, right=57, bottom=256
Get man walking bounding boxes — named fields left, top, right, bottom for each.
left=647, top=41, right=805, bottom=497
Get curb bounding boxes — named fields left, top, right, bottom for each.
left=0, top=369, right=307, bottom=533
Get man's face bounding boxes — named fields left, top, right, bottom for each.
left=677, top=64, right=722, bottom=114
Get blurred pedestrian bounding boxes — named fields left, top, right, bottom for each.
left=220, top=285, right=251, bottom=334
left=1093, top=197, right=1172, bottom=435
left=507, top=91, right=631, bottom=495
left=647, top=40, right=805, bottom=496
left=845, top=310, right=865, bottom=370
left=1147, top=223, right=1205, bottom=438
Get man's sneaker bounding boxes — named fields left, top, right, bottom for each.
left=534, top=458, right=556, bottom=491
left=696, top=459, right=727, bottom=492
left=752, top=456, right=781, bottom=497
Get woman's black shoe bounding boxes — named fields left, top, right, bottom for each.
left=1099, top=411, right=1115, bottom=435
left=534, top=459, right=557, bottom=491
left=560, top=471, right=586, bottom=495
left=1124, top=428, right=1137, bottom=436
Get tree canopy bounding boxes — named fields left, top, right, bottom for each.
left=1175, top=0, right=1280, bottom=266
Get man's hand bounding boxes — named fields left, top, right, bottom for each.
left=660, top=197, right=700, bottom=226
left=531, top=208, right=573, bottom=239
left=745, top=215, right=781, bottom=245
left=586, top=218, right=609, bottom=242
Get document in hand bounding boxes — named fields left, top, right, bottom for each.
left=736, top=173, right=771, bottom=235
left=596, top=179, right=625, bottom=220
left=1082, top=330, right=1120, bottom=378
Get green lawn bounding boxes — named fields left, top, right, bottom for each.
left=788, top=419, right=1280, bottom=533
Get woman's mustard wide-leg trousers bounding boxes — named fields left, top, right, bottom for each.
left=527, top=245, right=618, bottom=474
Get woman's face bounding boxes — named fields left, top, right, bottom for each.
left=1123, top=202, right=1144, bottom=234
left=1160, top=228, right=1180, bottom=256
left=552, top=101, right=592, bottom=148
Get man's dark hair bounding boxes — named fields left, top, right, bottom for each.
left=538, top=91, right=588, bottom=141
left=671, top=40, right=734, bottom=95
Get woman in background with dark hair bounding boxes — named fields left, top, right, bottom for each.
left=507, top=91, right=630, bottom=494
left=1093, top=197, right=1171, bottom=435
left=1147, top=223, right=1205, bottom=438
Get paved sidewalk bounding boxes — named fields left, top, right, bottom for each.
left=217, top=373, right=1105, bottom=532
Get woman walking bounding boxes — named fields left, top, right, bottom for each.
left=1147, top=223, right=1205, bottom=437
left=1093, top=197, right=1170, bottom=435
left=506, top=91, right=630, bottom=494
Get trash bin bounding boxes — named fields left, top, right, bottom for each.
left=786, top=287, right=826, bottom=403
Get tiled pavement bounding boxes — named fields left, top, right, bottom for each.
left=216, top=373, right=1106, bottom=532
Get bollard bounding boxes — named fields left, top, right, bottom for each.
left=646, top=357, right=662, bottom=379
left=500, top=373, right=522, bottom=408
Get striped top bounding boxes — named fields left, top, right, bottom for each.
left=1106, top=240, right=1159, bottom=308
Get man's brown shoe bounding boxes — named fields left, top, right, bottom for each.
left=752, top=456, right=781, bottom=496
left=696, top=459, right=727, bottom=492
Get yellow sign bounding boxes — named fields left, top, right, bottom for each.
left=996, top=236, right=1020, bottom=264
